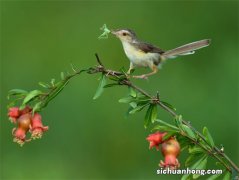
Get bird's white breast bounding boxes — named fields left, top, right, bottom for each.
left=121, top=41, right=159, bottom=67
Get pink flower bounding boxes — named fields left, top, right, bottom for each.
left=12, top=113, right=31, bottom=146
left=9, top=106, right=49, bottom=146
left=30, top=113, right=48, bottom=139
left=8, top=106, right=32, bottom=123
left=13, top=128, right=27, bottom=146
left=146, top=131, right=166, bottom=150
left=159, top=138, right=180, bottom=169
left=8, top=107, right=20, bottom=123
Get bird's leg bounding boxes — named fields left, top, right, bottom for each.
left=127, top=63, right=135, bottom=74
left=133, top=65, right=158, bottom=79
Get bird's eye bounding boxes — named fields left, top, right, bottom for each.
left=122, top=32, right=127, bottom=36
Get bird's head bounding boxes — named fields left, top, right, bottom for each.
left=111, top=29, right=137, bottom=42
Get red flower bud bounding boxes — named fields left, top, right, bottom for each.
left=20, top=106, right=32, bottom=115
left=30, top=113, right=48, bottom=139
left=160, top=137, right=180, bottom=169
left=146, top=131, right=166, bottom=150
left=8, top=107, right=20, bottom=123
left=12, top=113, right=31, bottom=146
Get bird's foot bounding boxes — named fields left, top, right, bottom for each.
left=106, top=70, right=115, bottom=76
left=132, top=74, right=148, bottom=80
left=126, top=74, right=131, bottom=79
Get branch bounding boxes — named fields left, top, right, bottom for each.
left=7, top=53, right=239, bottom=175
left=90, top=54, right=238, bottom=173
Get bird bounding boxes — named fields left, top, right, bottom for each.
left=111, top=29, right=210, bottom=79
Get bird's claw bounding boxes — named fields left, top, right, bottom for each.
left=132, top=75, right=148, bottom=80
left=106, top=70, right=115, bottom=76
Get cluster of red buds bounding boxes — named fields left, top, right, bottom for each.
left=146, top=131, right=180, bottom=169
left=8, top=106, right=48, bottom=146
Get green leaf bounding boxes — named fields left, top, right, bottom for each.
left=109, top=76, right=120, bottom=81
left=144, top=104, right=153, bottom=128
left=151, top=105, right=158, bottom=123
left=144, top=104, right=158, bottom=128
left=129, top=87, right=137, bottom=97
left=162, top=131, right=176, bottom=141
left=129, top=102, right=137, bottom=108
left=43, top=80, right=69, bottom=106
left=39, top=82, right=50, bottom=88
left=177, top=136, right=192, bottom=151
left=182, top=155, right=207, bottom=180
left=104, top=83, right=119, bottom=88
left=175, top=115, right=183, bottom=128
left=222, top=171, right=231, bottom=180
left=215, top=162, right=225, bottom=169
left=189, top=146, right=204, bottom=154
left=8, top=89, right=28, bottom=98
left=7, top=101, right=15, bottom=108
left=182, top=124, right=196, bottom=139
left=203, top=127, right=215, bottom=147
left=51, top=78, right=55, bottom=86
left=192, top=156, right=208, bottom=179
left=22, top=90, right=43, bottom=105
left=152, top=125, right=178, bottom=133
left=32, top=102, right=42, bottom=113
left=119, top=96, right=134, bottom=103
left=129, top=103, right=148, bottom=114
left=232, top=168, right=239, bottom=180
left=19, top=104, right=26, bottom=110
left=185, top=154, right=202, bottom=167
left=154, top=119, right=179, bottom=130
left=118, top=75, right=127, bottom=81
left=161, top=101, right=176, bottom=111
left=61, top=72, right=65, bottom=80
left=125, top=106, right=134, bottom=118
left=206, top=173, right=223, bottom=180
left=93, top=74, right=107, bottom=100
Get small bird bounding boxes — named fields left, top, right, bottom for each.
left=111, top=29, right=210, bottom=79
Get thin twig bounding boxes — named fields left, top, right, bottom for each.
left=95, top=53, right=103, bottom=67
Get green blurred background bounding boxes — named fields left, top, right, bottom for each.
left=0, top=1, right=238, bottom=180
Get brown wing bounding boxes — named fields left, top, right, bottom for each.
left=133, top=41, right=165, bottom=54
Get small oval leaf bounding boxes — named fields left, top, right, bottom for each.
left=161, top=101, right=176, bottom=111
left=222, top=171, right=231, bottom=180
left=203, top=127, right=215, bottom=147
left=182, top=155, right=207, bottom=180
left=152, top=125, right=178, bottom=132
left=193, top=156, right=208, bottom=179
left=151, top=105, right=158, bottom=123
left=23, top=90, right=43, bottom=105
left=182, top=124, right=196, bottom=139
left=189, top=146, right=204, bottom=154
left=154, top=119, right=179, bottom=130
left=129, top=87, right=137, bottom=97
left=32, top=101, right=43, bottom=114
left=39, top=82, right=50, bottom=88
left=144, top=104, right=153, bottom=128
left=8, top=89, right=28, bottom=96
left=119, top=96, right=134, bottom=103
left=129, top=103, right=148, bottom=114
left=206, top=173, right=222, bottom=180
left=93, top=74, right=107, bottom=100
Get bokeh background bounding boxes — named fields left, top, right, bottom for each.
left=0, top=1, right=238, bottom=180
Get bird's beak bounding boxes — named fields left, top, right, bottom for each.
left=111, top=30, right=118, bottom=36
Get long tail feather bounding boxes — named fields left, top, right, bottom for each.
left=162, top=39, right=211, bottom=59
